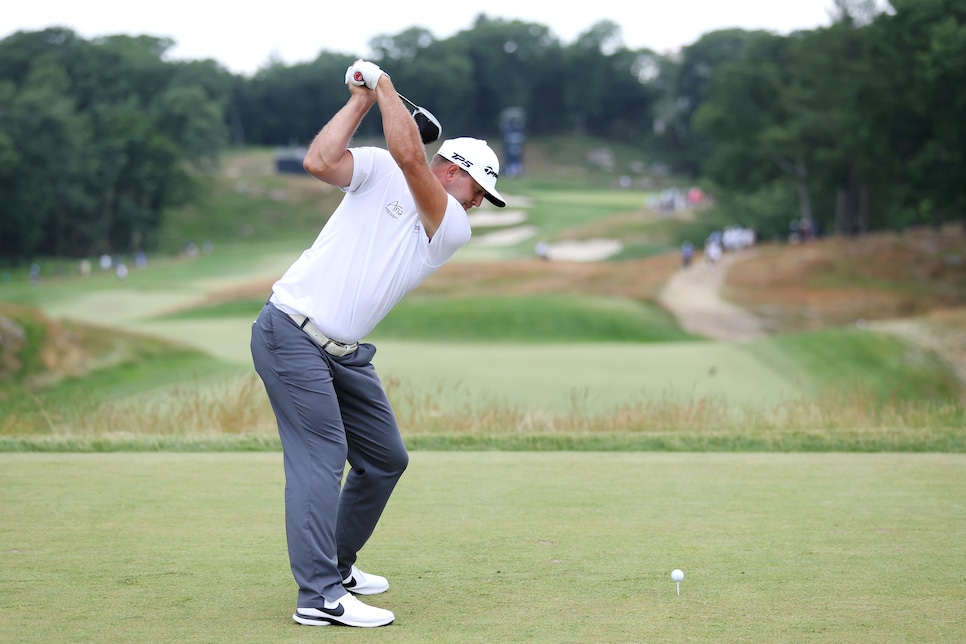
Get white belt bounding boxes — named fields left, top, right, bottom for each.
left=288, top=314, right=358, bottom=357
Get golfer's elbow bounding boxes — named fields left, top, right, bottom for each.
left=303, top=152, right=332, bottom=178
left=303, top=149, right=352, bottom=186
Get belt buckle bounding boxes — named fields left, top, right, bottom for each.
left=323, top=339, right=354, bottom=357
left=289, top=312, right=357, bottom=356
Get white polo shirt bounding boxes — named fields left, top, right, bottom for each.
left=270, top=147, right=472, bottom=343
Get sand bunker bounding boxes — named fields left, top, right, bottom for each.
left=467, top=210, right=528, bottom=228
left=471, top=225, right=539, bottom=247
left=462, top=195, right=621, bottom=263
left=546, top=239, right=623, bottom=262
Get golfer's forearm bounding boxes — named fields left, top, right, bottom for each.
left=304, top=92, right=374, bottom=181
left=374, top=78, right=446, bottom=239
left=375, top=78, right=424, bottom=169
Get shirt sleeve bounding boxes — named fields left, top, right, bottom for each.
left=344, top=147, right=380, bottom=193
left=423, top=196, right=472, bottom=268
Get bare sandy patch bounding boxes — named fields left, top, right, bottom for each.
left=417, top=254, right=680, bottom=301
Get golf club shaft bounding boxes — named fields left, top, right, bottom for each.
left=397, top=93, right=419, bottom=110
left=351, top=71, right=420, bottom=110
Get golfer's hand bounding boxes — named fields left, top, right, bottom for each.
left=345, top=65, right=365, bottom=87
left=346, top=60, right=385, bottom=90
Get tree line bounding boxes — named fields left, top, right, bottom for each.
left=0, top=0, right=962, bottom=261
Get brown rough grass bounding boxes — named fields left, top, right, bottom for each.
left=724, top=224, right=966, bottom=332
left=415, top=254, right=681, bottom=301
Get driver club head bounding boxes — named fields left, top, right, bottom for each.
left=412, top=107, right=441, bottom=145
left=397, top=92, right=441, bottom=145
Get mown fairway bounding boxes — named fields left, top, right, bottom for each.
left=1, top=452, right=963, bottom=643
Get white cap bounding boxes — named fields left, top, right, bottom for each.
left=436, top=137, right=506, bottom=208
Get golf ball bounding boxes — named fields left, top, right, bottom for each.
left=671, top=569, right=684, bottom=582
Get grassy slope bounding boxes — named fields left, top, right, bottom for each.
left=0, top=302, right=236, bottom=434
left=747, top=329, right=962, bottom=401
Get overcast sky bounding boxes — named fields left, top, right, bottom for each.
left=1, top=0, right=839, bottom=76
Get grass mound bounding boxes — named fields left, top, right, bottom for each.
left=0, top=303, right=236, bottom=437
left=0, top=302, right=122, bottom=385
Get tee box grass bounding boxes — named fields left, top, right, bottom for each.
left=1, top=452, right=963, bottom=643
left=1, top=145, right=964, bottom=643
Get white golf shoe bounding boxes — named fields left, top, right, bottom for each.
left=342, top=565, right=390, bottom=595
left=293, top=593, right=394, bottom=627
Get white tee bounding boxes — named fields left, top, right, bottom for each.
left=270, top=147, right=472, bottom=343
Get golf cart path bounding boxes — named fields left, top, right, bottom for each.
left=657, top=250, right=767, bottom=342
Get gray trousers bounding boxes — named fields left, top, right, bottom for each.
left=250, top=302, right=408, bottom=607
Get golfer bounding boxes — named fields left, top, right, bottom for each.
left=250, top=59, right=506, bottom=628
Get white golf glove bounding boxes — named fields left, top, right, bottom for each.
left=345, top=65, right=364, bottom=87
left=345, top=60, right=385, bottom=89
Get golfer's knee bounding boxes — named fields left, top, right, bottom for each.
left=385, top=448, right=409, bottom=478
left=352, top=445, right=408, bottom=481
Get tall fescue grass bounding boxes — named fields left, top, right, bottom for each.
left=0, top=374, right=272, bottom=437
left=2, top=373, right=962, bottom=452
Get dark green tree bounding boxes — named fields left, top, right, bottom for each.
left=238, top=52, right=359, bottom=146
left=0, top=28, right=228, bottom=259
left=561, top=20, right=661, bottom=142
left=0, top=59, right=93, bottom=258
left=658, top=29, right=764, bottom=177
left=691, top=32, right=803, bottom=236
left=867, top=0, right=966, bottom=228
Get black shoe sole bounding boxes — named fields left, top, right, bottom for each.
left=293, top=612, right=393, bottom=628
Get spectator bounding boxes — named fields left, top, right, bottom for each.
left=681, top=241, right=694, bottom=268
left=535, top=240, right=550, bottom=260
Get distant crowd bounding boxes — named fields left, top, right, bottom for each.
left=681, top=225, right=758, bottom=269
left=644, top=186, right=708, bottom=214
left=15, top=241, right=214, bottom=287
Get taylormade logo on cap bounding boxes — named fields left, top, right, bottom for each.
left=450, top=152, right=498, bottom=179
left=437, top=137, right=507, bottom=208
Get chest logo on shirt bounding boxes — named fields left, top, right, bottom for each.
left=385, top=201, right=404, bottom=220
